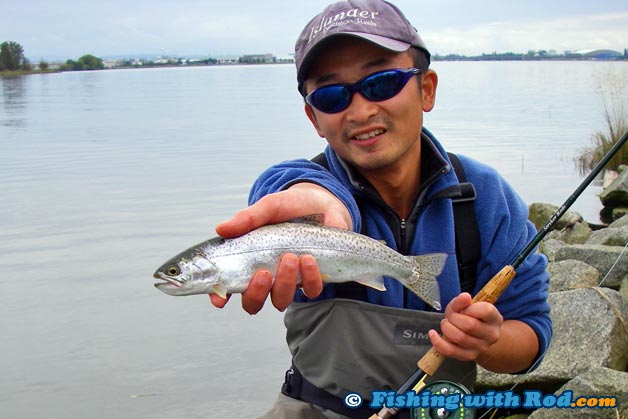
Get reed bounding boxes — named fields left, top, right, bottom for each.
left=575, top=66, right=628, bottom=176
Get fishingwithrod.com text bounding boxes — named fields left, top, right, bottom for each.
left=343, top=390, right=618, bottom=411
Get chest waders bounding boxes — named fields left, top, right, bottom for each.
left=281, top=299, right=476, bottom=419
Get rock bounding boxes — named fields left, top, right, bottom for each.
left=613, top=207, right=628, bottom=221
left=609, top=214, right=628, bottom=229
left=547, top=260, right=600, bottom=292
left=546, top=222, right=592, bottom=244
left=529, top=203, right=583, bottom=232
left=600, top=169, right=628, bottom=207
left=477, top=288, right=628, bottom=391
left=554, top=244, right=628, bottom=289
left=586, top=226, right=628, bottom=247
left=603, top=169, right=619, bottom=188
left=539, top=239, right=567, bottom=262
left=586, top=226, right=628, bottom=246
left=528, top=367, right=628, bottom=419
left=621, top=277, right=628, bottom=301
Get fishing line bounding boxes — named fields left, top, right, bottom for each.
left=598, top=239, right=628, bottom=287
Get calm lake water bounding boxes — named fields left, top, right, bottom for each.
left=1, top=61, right=626, bottom=418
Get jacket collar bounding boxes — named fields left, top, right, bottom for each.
left=325, top=128, right=458, bottom=206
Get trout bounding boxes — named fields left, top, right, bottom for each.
left=153, top=219, right=446, bottom=310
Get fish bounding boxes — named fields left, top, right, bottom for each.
left=153, top=218, right=446, bottom=310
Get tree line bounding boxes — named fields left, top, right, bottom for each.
left=0, top=41, right=32, bottom=71
left=1, top=41, right=104, bottom=72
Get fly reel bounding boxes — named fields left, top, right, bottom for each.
left=410, top=380, right=474, bottom=419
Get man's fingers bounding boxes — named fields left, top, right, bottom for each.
left=270, top=254, right=299, bottom=311
left=300, top=254, right=324, bottom=298
left=460, top=301, right=503, bottom=326
left=428, top=329, right=477, bottom=361
left=444, top=292, right=473, bottom=316
left=209, top=293, right=231, bottom=308
left=215, top=184, right=352, bottom=240
left=241, top=270, right=273, bottom=315
left=439, top=317, right=491, bottom=354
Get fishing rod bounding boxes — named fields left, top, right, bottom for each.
left=369, top=129, right=628, bottom=419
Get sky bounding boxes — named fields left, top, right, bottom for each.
left=3, top=0, right=628, bottom=61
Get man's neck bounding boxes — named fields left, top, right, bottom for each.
left=362, top=162, right=421, bottom=219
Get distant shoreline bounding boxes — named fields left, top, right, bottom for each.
left=0, top=69, right=62, bottom=77
left=2, top=56, right=626, bottom=77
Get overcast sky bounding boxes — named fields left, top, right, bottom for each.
left=4, top=0, right=628, bottom=61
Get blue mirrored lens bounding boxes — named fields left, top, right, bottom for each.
left=362, top=71, right=404, bottom=101
left=310, top=85, right=351, bottom=114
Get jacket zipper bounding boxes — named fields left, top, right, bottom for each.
left=400, top=218, right=407, bottom=251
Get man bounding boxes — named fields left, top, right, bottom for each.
left=211, top=1, right=552, bottom=418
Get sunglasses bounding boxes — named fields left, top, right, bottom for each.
left=304, top=67, right=421, bottom=114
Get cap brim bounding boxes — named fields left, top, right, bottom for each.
left=344, top=32, right=411, bottom=52
left=297, top=32, right=411, bottom=84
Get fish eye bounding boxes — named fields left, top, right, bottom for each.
left=166, top=265, right=180, bottom=276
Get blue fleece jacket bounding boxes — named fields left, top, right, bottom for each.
left=249, top=128, right=552, bottom=366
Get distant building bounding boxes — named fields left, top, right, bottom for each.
left=276, top=55, right=295, bottom=63
left=573, top=49, right=623, bottom=59
left=217, top=57, right=239, bottom=64
left=239, top=54, right=275, bottom=64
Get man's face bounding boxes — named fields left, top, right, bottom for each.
left=303, top=37, right=437, bottom=176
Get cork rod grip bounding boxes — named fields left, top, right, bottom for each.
left=417, top=265, right=517, bottom=375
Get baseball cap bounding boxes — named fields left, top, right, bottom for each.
left=294, top=0, right=430, bottom=84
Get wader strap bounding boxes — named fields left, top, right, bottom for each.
left=281, top=364, right=412, bottom=419
left=312, top=152, right=328, bottom=169
left=282, top=364, right=388, bottom=419
left=446, top=152, right=481, bottom=295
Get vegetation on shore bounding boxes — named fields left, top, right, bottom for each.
left=575, top=67, right=628, bottom=175
left=1, top=40, right=104, bottom=76
left=0, top=41, right=33, bottom=72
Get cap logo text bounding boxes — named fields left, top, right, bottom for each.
left=309, top=9, right=380, bottom=42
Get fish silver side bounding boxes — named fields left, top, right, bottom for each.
left=153, top=221, right=446, bottom=310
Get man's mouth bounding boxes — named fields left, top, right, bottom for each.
left=354, top=129, right=385, bottom=141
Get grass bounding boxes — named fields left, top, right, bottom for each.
left=0, top=69, right=60, bottom=77
left=575, top=66, right=628, bottom=176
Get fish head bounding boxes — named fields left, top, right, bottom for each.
left=153, top=248, right=220, bottom=296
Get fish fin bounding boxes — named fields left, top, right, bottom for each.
left=401, top=253, right=448, bottom=311
left=290, top=213, right=325, bottom=225
left=212, top=284, right=228, bottom=300
left=354, top=276, right=387, bottom=292
left=321, top=273, right=332, bottom=281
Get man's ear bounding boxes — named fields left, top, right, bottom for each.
left=421, top=69, right=438, bottom=112
left=305, top=104, right=325, bottom=138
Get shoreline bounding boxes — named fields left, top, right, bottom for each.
left=2, top=56, right=626, bottom=78
left=0, top=69, right=62, bottom=77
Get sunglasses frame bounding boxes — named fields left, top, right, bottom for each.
left=304, top=67, right=422, bottom=114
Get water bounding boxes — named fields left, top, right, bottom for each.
left=1, top=61, right=626, bottom=418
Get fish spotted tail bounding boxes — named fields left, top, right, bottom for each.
left=403, top=253, right=447, bottom=311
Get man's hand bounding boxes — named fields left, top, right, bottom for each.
left=428, top=293, right=539, bottom=373
left=210, top=182, right=352, bottom=314
left=428, top=293, right=502, bottom=361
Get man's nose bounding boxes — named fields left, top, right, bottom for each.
left=344, top=91, right=379, bottom=123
